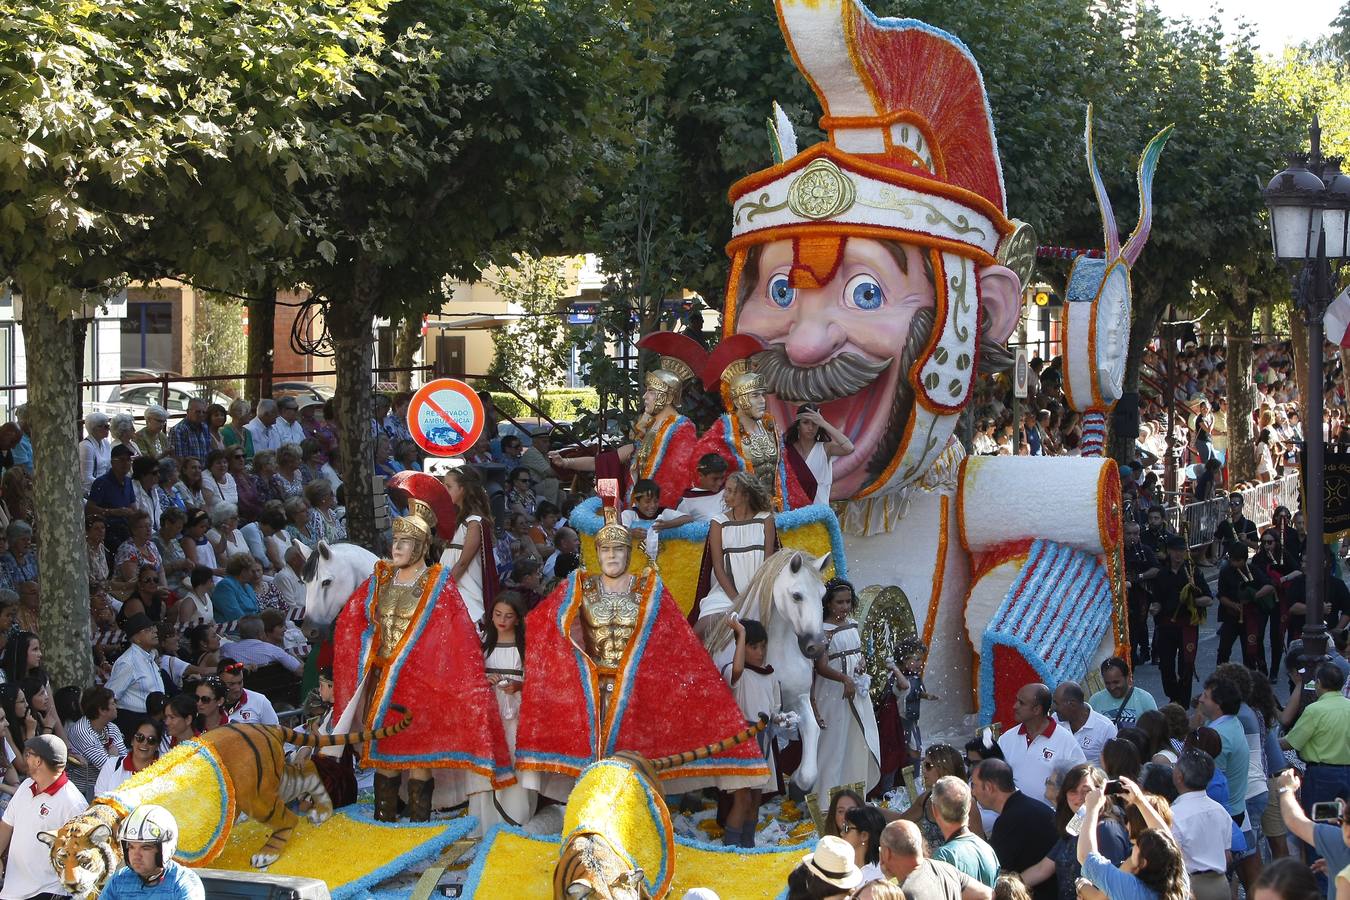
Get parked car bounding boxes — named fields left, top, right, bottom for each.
left=93, top=381, right=234, bottom=424
left=271, top=381, right=336, bottom=405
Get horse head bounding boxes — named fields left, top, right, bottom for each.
left=769, top=549, right=830, bottom=660
left=300, top=540, right=377, bottom=641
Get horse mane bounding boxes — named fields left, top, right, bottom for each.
left=704, top=548, right=804, bottom=658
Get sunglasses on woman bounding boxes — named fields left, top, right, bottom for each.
left=132, top=733, right=157, bottom=744
left=196, top=694, right=216, bottom=704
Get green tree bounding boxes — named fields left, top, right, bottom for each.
left=0, top=0, right=390, bottom=686
left=192, top=294, right=247, bottom=396
left=488, top=255, right=574, bottom=403
left=283, top=0, right=641, bottom=547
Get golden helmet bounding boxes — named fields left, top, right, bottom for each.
left=595, top=506, right=631, bottom=550
left=392, top=498, right=437, bottom=546
left=644, top=368, right=682, bottom=407
left=725, top=359, right=765, bottom=403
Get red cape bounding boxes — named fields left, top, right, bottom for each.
left=696, top=414, right=808, bottom=510
left=515, top=570, right=767, bottom=783
left=333, top=562, right=513, bottom=785
left=632, top=414, right=698, bottom=507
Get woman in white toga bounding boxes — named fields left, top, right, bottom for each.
left=694, top=472, right=778, bottom=635
left=440, top=467, right=495, bottom=624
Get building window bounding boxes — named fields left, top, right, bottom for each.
left=122, top=301, right=174, bottom=371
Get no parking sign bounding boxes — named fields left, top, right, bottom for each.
left=407, top=378, right=485, bottom=457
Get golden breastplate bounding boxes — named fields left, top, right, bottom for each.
left=741, top=421, right=779, bottom=492
left=580, top=576, right=641, bottom=672
left=375, top=573, right=427, bottom=657
left=632, top=412, right=669, bottom=476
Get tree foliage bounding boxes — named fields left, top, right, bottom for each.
left=487, top=254, right=574, bottom=403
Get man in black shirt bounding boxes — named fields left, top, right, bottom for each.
left=1281, top=551, right=1350, bottom=638
left=1215, top=541, right=1276, bottom=674
left=971, top=759, right=1057, bottom=900
left=1140, top=506, right=1171, bottom=554
left=1124, top=522, right=1160, bottom=665
left=1212, top=494, right=1258, bottom=553
left=1150, top=535, right=1214, bottom=707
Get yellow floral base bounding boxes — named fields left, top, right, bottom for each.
left=465, top=828, right=807, bottom=900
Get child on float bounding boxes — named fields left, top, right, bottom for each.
left=620, top=479, right=692, bottom=563
left=676, top=453, right=730, bottom=522
left=721, top=614, right=782, bottom=848
left=812, top=578, right=881, bottom=816
left=888, top=637, right=940, bottom=764
left=693, top=472, right=778, bottom=641
left=477, top=590, right=535, bottom=827
left=440, top=466, right=496, bottom=624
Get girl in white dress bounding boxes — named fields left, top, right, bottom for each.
left=441, top=467, right=494, bottom=624
left=783, top=404, right=855, bottom=506
left=695, top=472, right=777, bottom=633
left=476, top=590, right=535, bottom=827
left=812, top=578, right=880, bottom=815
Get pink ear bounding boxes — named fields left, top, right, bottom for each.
left=976, top=264, right=1021, bottom=344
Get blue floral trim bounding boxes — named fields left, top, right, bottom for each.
left=328, top=803, right=476, bottom=900
left=978, top=540, right=1112, bottom=724
left=572, top=497, right=848, bottom=581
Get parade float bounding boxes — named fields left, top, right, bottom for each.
left=52, top=0, right=1169, bottom=896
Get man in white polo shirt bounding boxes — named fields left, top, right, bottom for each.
left=0, top=736, right=89, bottom=900
left=1165, top=749, right=1232, bottom=900
left=997, top=682, right=1085, bottom=806
left=218, top=660, right=279, bottom=725
left=1053, top=681, right=1118, bottom=767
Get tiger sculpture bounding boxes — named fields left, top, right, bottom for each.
left=41, top=708, right=413, bottom=898
left=555, top=716, right=768, bottom=900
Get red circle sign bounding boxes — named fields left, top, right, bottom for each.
left=407, top=379, right=485, bottom=457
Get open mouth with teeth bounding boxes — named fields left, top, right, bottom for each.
left=762, top=356, right=904, bottom=501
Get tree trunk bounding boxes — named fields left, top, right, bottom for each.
left=1226, top=316, right=1256, bottom=484
left=330, top=257, right=380, bottom=551
left=1110, top=285, right=1165, bottom=465
left=1260, top=305, right=1273, bottom=341
left=19, top=293, right=93, bottom=689
left=1290, top=306, right=1310, bottom=407
left=246, top=275, right=276, bottom=403
left=392, top=314, right=422, bottom=393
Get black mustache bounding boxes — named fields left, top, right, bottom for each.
left=752, top=345, right=892, bottom=404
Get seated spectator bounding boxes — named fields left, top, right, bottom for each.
left=505, top=557, right=544, bottom=609
left=180, top=508, right=220, bottom=578
left=201, top=448, right=238, bottom=511
left=1075, top=781, right=1187, bottom=900
left=176, top=566, right=215, bottom=626
left=931, top=776, right=999, bottom=887
left=175, top=455, right=206, bottom=509
left=0, top=521, right=37, bottom=587
left=208, top=502, right=249, bottom=564
left=2, top=630, right=41, bottom=684
left=972, top=759, right=1058, bottom=900
left=216, top=660, right=278, bottom=725
left=110, top=413, right=141, bottom=459
left=106, top=613, right=161, bottom=741
left=115, top=511, right=164, bottom=584
left=79, top=412, right=113, bottom=494
left=876, top=819, right=992, bottom=900
left=118, top=565, right=168, bottom=624
left=161, top=693, right=199, bottom=752
left=156, top=621, right=209, bottom=693
left=271, top=442, right=308, bottom=501
left=212, top=553, right=262, bottom=622
left=153, top=456, right=184, bottom=514
left=225, top=613, right=301, bottom=676
left=134, top=404, right=170, bottom=459
left=222, top=399, right=254, bottom=460
left=393, top=438, right=421, bottom=473
left=271, top=544, right=306, bottom=612
left=542, top=527, right=580, bottom=580
left=997, top=683, right=1086, bottom=803
left=230, top=446, right=263, bottom=521
left=0, top=736, right=88, bottom=898
left=184, top=624, right=222, bottom=670
left=283, top=496, right=315, bottom=549
left=130, top=454, right=162, bottom=533
left=0, top=683, right=35, bottom=782
left=95, top=718, right=162, bottom=796
left=305, top=479, right=346, bottom=544
left=193, top=676, right=229, bottom=731
left=19, top=675, right=67, bottom=745
left=65, top=686, right=124, bottom=800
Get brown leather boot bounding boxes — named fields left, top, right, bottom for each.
left=407, top=777, right=434, bottom=822
left=373, top=773, right=402, bottom=822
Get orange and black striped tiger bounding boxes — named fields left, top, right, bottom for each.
left=43, top=708, right=413, bottom=897
left=554, top=716, right=768, bottom=900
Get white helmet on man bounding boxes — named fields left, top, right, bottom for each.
left=117, top=804, right=178, bottom=865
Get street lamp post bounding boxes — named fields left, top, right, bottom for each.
left=1262, top=115, right=1350, bottom=662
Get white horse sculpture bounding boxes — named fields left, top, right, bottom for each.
left=699, top=548, right=830, bottom=792
left=298, top=540, right=379, bottom=640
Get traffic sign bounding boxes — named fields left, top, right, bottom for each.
left=1013, top=348, right=1029, bottom=399
left=407, top=378, right=485, bottom=457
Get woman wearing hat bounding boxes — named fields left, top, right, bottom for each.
left=786, top=835, right=864, bottom=898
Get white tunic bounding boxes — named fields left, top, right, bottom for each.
left=440, top=515, right=485, bottom=624
left=696, top=512, right=771, bottom=620
left=475, top=642, right=535, bottom=830
left=802, top=442, right=834, bottom=506
left=722, top=662, right=781, bottom=791
left=812, top=620, right=881, bottom=811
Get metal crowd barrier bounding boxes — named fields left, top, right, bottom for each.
left=1163, top=473, right=1301, bottom=547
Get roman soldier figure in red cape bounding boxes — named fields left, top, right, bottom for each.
left=331, top=495, right=513, bottom=826
left=514, top=504, right=768, bottom=800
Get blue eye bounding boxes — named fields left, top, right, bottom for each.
left=768, top=275, right=796, bottom=308
left=845, top=274, right=884, bottom=310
